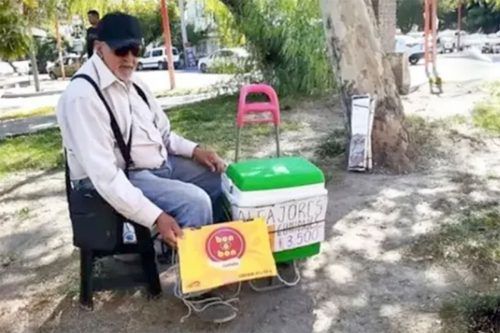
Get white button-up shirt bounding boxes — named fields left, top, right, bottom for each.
left=56, top=55, right=197, bottom=228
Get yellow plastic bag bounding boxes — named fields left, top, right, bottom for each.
left=178, top=218, right=277, bottom=294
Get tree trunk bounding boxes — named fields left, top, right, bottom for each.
left=55, top=18, right=66, bottom=80
left=29, top=44, right=40, bottom=92
left=320, top=0, right=412, bottom=172
left=178, top=0, right=189, bottom=67
left=6, top=61, right=18, bottom=74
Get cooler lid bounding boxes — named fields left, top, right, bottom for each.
left=225, top=157, right=325, bottom=191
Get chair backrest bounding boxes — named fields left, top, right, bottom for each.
left=236, top=84, right=280, bottom=128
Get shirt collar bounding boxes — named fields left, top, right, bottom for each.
left=91, top=54, right=135, bottom=90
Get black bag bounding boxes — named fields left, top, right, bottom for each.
left=65, top=74, right=150, bottom=251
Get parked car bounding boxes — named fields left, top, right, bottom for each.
left=462, top=33, right=488, bottom=51
left=438, top=30, right=468, bottom=52
left=47, top=55, right=83, bottom=79
left=396, top=35, right=425, bottom=65
left=137, top=46, right=182, bottom=70
left=197, top=48, right=251, bottom=73
left=482, top=34, right=500, bottom=54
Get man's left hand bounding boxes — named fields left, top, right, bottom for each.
left=192, top=147, right=226, bottom=173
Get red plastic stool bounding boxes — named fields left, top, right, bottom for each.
left=235, top=84, right=281, bottom=161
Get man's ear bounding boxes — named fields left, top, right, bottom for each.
left=94, top=41, right=104, bottom=57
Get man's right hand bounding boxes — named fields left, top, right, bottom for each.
left=156, top=212, right=183, bottom=248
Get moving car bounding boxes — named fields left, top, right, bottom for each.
left=197, top=48, right=251, bottom=73
left=47, top=55, right=84, bottom=79
left=137, top=46, right=182, bottom=70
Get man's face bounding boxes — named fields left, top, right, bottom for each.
left=88, top=14, right=99, bottom=26
left=95, top=41, right=138, bottom=82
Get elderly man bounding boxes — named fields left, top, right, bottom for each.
left=57, top=12, right=236, bottom=323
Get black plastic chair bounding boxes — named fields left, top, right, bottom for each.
left=78, top=222, right=162, bottom=309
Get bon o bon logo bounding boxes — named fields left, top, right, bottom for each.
left=205, top=227, right=246, bottom=262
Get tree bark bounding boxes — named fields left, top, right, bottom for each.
left=320, top=0, right=412, bottom=172
left=29, top=43, right=40, bottom=92
left=178, top=0, right=190, bottom=67
left=55, top=17, right=66, bottom=80
left=6, top=61, right=18, bottom=74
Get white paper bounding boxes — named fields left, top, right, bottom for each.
left=348, top=94, right=376, bottom=172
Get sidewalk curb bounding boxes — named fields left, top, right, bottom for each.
left=0, top=93, right=218, bottom=140
left=1, top=89, right=65, bottom=99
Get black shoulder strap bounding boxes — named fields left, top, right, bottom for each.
left=64, top=150, right=72, bottom=205
left=133, top=83, right=150, bottom=108
left=71, top=74, right=132, bottom=175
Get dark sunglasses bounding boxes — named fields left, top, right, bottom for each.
left=113, top=44, right=142, bottom=57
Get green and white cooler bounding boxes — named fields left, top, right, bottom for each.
left=222, top=156, right=328, bottom=263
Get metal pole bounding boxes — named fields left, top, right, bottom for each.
left=431, top=0, right=438, bottom=71
left=457, top=0, right=462, bottom=51
left=160, top=0, right=176, bottom=90
left=424, top=0, right=431, bottom=80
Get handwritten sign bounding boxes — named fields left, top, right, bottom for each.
left=231, top=195, right=327, bottom=252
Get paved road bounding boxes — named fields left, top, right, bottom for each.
left=409, top=52, right=500, bottom=88
left=0, top=92, right=215, bottom=140
left=1, top=53, right=499, bottom=139
left=0, top=70, right=232, bottom=111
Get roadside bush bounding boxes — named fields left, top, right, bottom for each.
left=221, top=0, right=334, bottom=96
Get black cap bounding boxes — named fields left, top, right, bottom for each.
left=97, top=12, right=143, bottom=49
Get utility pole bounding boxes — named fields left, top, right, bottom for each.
left=160, top=0, right=176, bottom=90
left=457, top=0, right=462, bottom=51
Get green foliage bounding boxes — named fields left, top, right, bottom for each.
left=34, top=36, right=71, bottom=73
left=398, top=0, right=500, bottom=33
left=135, top=6, right=164, bottom=47
left=205, top=0, right=245, bottom=47
left=221, top=0, right=334, bottom=96
left=315, top=129, right=346, bottom=159
left=0, top=0, right=31, bottom=60
left=465, top=3, right=500, bottom=33
left=132, top=3, right=208, bottom=50
left=397, top=0, right=423, bottom=33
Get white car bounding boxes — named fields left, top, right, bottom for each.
left=137, top=46, right=182, bottom=70
left=438, top=30, right=467, bottom=52
left=197, top=48, right=251, bottom=73
left=396, top=35, right=425, bottom=65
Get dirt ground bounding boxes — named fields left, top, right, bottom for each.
left=1, top=81, right=499, bottom=333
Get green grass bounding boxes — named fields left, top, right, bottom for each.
left=169, top=94, right=301, bottom=158
left=410, top=201, right=500, bottom=332
left=0, top=128, right=63, bottom=178
left=315, top=129, right=346, bottom=159
left=473, top=82, right=500, bottom=135
left=0, top=106, right=55, bottom=122
left=440, top=292, right=500, bottom=333
left=0, top=95, right=303, bottom=179
left=410, top=204, right=500, bottom=277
